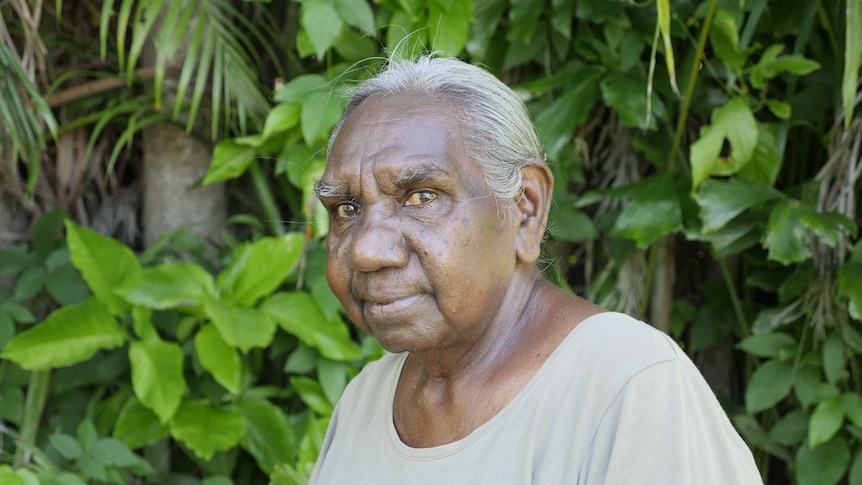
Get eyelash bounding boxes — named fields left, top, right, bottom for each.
left=329, top=190, right=438, bottom=221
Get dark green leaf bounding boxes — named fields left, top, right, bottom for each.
left=736, top=332, right=797, bottom=358
left=794, top=364, right=823, bottom=409
left=796, top=436, right=850, bottom=485
left=534, top=70, right=602, bottom=156
left=600, top=74, right=665, bottom=130
left=113, top=397, right=169, bottom=449
left=851, top=451, right=862, bottom=485
left=822, top=332, right=845, bottom=384
left=90, top=438, right=140, bottom=467
left=236, top=398, right=295, bottom=474
left=45, top=264, right=91, bottom=305
left=291, top=376, right=333, bottom=415
left=769, top=409, right=809, bottom=446
left=49, top=433, right=82, bottom=460
left=764, top=200, right=812, bottom=265
left=842, top=392, right=862, bottom=428
left=732, top=413, right=791, bottom=460
left=694, top=178, right=783, bottom=234
left=169, top=400, right=245, bottom=461
left=801, top=211, right=859, bottom=248
left=12, top=266, right=46, bottom=302
left=839, top=263, right=862, bottom=321
left=611, top=173, right=683, bottom=249
left=709, top=9, right=745, bottom=72
left=746, top=358, right=793, bottom=413
left=737, top=122, right=782, bottom=186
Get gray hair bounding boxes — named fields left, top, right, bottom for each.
left=327, top=56, right=545, bottom=201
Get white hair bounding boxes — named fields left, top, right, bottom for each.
left=327, top=55, right=545, bottom=201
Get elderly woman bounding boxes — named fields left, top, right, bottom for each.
left=310, top=56, right=761, bottom=484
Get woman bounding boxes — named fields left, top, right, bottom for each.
left=310, top=55, right=762, bottom=484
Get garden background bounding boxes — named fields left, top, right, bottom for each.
left=1, top=0, right=861, bottom=483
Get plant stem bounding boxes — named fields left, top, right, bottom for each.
left=249, top=160, right=285, bottom=236
left=668, top=0, right=718, bottom=171
left=13, top=369, right=51, bottom=468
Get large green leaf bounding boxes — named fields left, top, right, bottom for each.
left=763, top=200, right=812, bottom=265
left=822, top=332, right=845, bottom=385
left=129, top=339, right=186, bottom=424
left=534, top=70, right=602, bottom=157
left=709, top=9, right=746, bottom=73
left=299, top=89, right=347, bottom=145
left=195, top=323, right=242, bottom=394
left=204, top=297, right=277, bottom=353
left=796, top=436, right=851, bottom=485
left=202, top=140, right=257, bottom=185
left=737, top=122, right=782, bottom=186
left=217, top=233, right=305, bottom=307
left=236, top=398, right=295, bottom=474
left=689, top=97, right=758, bottom=190
left=262, top=103, right=302, bottom=140
left=610, top=172, right=683, bottom=249
left=808, top=398, right=845, bottom=448
left=428, top=0, right=472, bottom=56
left=838, top=262, right=862, bottom=321
left=116, top=263, right=216, bottom=310
left=769, top=409, right=809, bottom=446
left=746, top=358, right=793, bottom=414
left=600, top=74, right=665, bottom=130
left=694, top=178, right=783, bottom=234
left=801, top=211, right=859, bottom=248
left=736, top=332, right=797, bottom=359
left=272, top=75, right=327, bottom=104
left=113, top=397, right=169, bottom=450
left=169, top=400, right=245, bottom=461
left=301, top=0, right=343, bottom=59
left=843, top=0, right=862, bottom=129
left=1, top=299, right=126, bottom=370
left=261, top=292, right=361, bottom=361
left=66, top=221, right=141, bottom=315
left=291, top=376, right=334, bottom=415
left=843, top=392, right=862, bottom=428
left=333, top=0, right=375, bottom=33
left=750, top=44, right=821, bottom=89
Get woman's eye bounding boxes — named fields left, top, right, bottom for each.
left=334, top=202, right=360, bottom=219
left=404, top=190, right=437, bottom=207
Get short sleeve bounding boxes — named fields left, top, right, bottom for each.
left=577, top=355, right=763, bottom=485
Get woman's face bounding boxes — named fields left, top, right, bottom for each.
left=318, top=93, right=522, bottom=355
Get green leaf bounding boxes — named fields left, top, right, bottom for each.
left=842, top=392, right=862, bottom=428
left=731, top=413, right=791, bottom=461
left=737, top=122, right=782, bottom=186
left=851, top=452, right=862, bottom=485
left=273, top=75, right=327, bottom=104
left=204, top=298, right=277, bottom=353
left=317, top=357, right=348, bottom=404
left=169, top=400, right=245, bottom=461
left=301, top=0, right=343, bottom=59
left=262, top=103, right=302, bottom=139
left=49, top=433, right=82, bottom=460
left=217, top=234, right=304, bottom=307
left=736, top=332, right=797, bottom=358
left=764, top=99, right=791, bottom=119
left=195, top=324, right=242, bottom=394
left=129, top=339, right=186, bottom=424
left=763, top=200, right=812, bottom=265
left=334, top=0, right=375, bottom=33
left=801, top=211, right=859, bottom=248
left=300, top=89, right=347, bottom=145
left=12, top=266, right=45, bottom=301
left=236, top=398, right=295, bottom=474
left=809, top=398, right=845, bottom=447
left=751, top=45, right=820, bottom=89
left=1, top=299, right=125, bottom=370
left=66, top=221, right=140, bottom=315
left=45, top=264, right=91, bottom=305
left=769, top=409, right=809, bottom=446
left=610, top=173, right=683, bottom=249
left=534, top=70, right=602, bottom=157
left=822, top=332, right=845, bottom=384
left=796, top=436, right=850, bottom=485
left=843, top=0, right=861, bottom=129
left=203, top=140, right=257, bottom=186
left=694, top=178, right=783, bottom=234
left=0, top=302, right=36, bottom=324
left=113, top=397, right=169, bottom=449
left=261, top=292, right=361, bottom=361
left=427, top=0, right=472, bottom=55
left=549, top=194, right=598, bottom=242
left=600, top=74, right=665, bottom=131
left=709, top=9, right=745, bottom=73
left=839, top=262, right=862, bottom=321
left=290, top=376, right=334, bottom=415
left=689, top=97, right=758, bottom=190
left=794, top=364, right=823, bottom=409
left=746, top=358, right=794, bottom=414
left=90, top=437, right=141, bottom=467
left=116, top=263, right=216, bottom=310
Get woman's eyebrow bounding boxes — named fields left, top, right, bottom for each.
left=392, top=164, right=450, bottom=189
left=313, top=179, right=351, bottom=199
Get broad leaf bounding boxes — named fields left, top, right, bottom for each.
left=236, top=398, right=295, bottom=474
left=746, top=358, right=793, bottom=414
left=262, top=103, right=302, bottom=139
left=801, top=211, right=859, bottom=248
left=534, top=70, right=602, bottom=156
left=751, top=44, right=820, bottom=89
left=113, top=397, right=169, bottom=449
left=204, top=297, right=277, bottom=353
left=822, top=332, right=845, bottom=384
left=796, top=436, right=850, bottom=485
left=129, top=339, right=186, bottom=424
left=1, top=299, right=126, bottom=370
left=428, top=0, right=472, bottom=56
left=300, top=89, right=347, bottom=145
left=273, top=75, right=327, bottom=104
left=808, top=398, right=845, bottom=447
left=203, top=140, right=256, bottom=185
left=601, top=73, right=665, bottom=130
left=769, top=409, right=809, bottom=446
left=291, top=376, right=334, bottom=415
left=333, top=0, right=374, bottom=33
left=709, top=9, right=746, bottom=73
left=838, top=262, right=862, bottom=321
left=301, top=0, right=343, bottom=59
left=694, top=178, right=783, bottom=234
left=842, top=392, right=862, bottom=428
left=217, top=233, right=305, bottom=307
left=737, top=122, right=782, bottom=186
left=689, top=97, right=758, bottom=190
left=261, top=292, right=361, bottom=361
left=195, top=323, right=242, bottom=394
left=116, top=263, right=216, bottom=310
left=763, top=200, right=812, bottom=265
left=169, top=400, right=245, bottom=461
left=610, top=172, right=683, bottom=249
left=66, top=221, right=140, bottom=315
left=736, top=332, right=797, bottom=358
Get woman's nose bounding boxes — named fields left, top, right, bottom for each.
left=348, top=212, right=409, bottom=272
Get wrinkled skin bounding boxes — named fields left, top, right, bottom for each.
left=318, top=92, right=602, bottom=447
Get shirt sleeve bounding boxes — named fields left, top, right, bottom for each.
left=577, top=355, right=763, bottom=485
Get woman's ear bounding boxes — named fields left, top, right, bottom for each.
left=515, top=162, right=554, bottom=264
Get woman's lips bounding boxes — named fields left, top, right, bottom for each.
left=363, top=294, right=423, bottom=319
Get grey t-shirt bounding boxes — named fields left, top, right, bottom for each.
left=309, top=312, right=762, bottom=484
